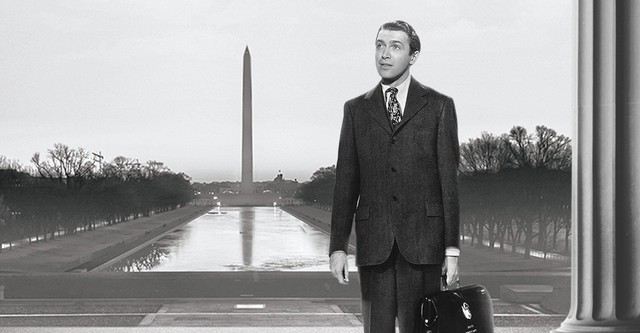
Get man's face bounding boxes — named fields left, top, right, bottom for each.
left=375, top=29, right=418, bottom=86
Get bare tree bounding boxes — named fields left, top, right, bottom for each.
left=142, top=160, right=170, bottom=179
left=460, top=132, right=511, bottom=174
left=31, top=143, right=95, bottom=182
left=504, top=126, right=534, bottom=168
left=102, top=156, right=142, bottom=181
left=503, top=125, right=572, bottom=170
left=532, top=125, right=572, bottom=170
left=0, top=156, right=24, bottom=171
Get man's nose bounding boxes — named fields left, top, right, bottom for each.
left=381, top=48, right=391, bottom=59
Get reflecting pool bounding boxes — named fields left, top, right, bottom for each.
left=101, top=207, right=356, bottom=272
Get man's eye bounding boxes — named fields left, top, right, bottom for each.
left=392, top=45, right=400, bottom=50
left=376, top=44, right=384, bottom=49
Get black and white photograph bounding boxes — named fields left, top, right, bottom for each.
left=1, top=1, right=638, bottom=332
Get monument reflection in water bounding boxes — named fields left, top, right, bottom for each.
left=104, top=207, right=354, bottom=272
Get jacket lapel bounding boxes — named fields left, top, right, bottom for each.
left=362, top=78, right=429, bottom=135
left=364, top=83, right=393, bottom=135
left=393, top=78, right=428, bottom=134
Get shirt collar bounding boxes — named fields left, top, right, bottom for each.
left=381, top=75, right=411, bottom=95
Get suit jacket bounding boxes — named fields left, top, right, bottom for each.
left=329, top=77, right=460, bottom=266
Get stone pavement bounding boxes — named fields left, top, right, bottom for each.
left=0, top=324, right=558, bottom=331
left=0, top=298, right=564, bottom=332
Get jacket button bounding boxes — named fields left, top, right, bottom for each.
left=391, top=167, right=397, bottom=172
left=392, top=195, right=398, bottom=201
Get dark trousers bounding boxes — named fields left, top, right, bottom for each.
left=358, top=242, right=441, bottom=333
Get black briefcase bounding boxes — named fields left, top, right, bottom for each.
left=418, top=284, right=494, bottom=333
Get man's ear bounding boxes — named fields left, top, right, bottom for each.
left=409, top=51, right=420, bottom=65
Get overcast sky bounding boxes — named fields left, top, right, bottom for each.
left=1, top=0, right=572, bottom=182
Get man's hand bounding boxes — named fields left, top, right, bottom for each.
left=441, top=256, right=459, bottom=289
left=330, top=251, right=349, bottom=285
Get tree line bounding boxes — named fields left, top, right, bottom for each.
left=459, top=125, right=571, bottom=258
left=296, top=125, right=572, bottom=258
left=0, top=143, right=192, bottom=251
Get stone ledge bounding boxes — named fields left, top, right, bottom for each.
left=500, top=284, right=553, bottom=303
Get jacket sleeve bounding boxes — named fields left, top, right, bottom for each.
left=329, top=102, right=360, bottom=255
left=438, top=97, right=461, bottom=249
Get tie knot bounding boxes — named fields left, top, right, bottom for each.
left=386, top=87, right=398, bottom=96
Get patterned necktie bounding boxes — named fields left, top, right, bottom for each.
left=386, top=87, right=402, bottom=127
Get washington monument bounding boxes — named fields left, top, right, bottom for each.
left=240, top=46, right=254, bottom=194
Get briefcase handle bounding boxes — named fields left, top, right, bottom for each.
left=420, top=292, right=466, bottom=329
left=420, top=297, right=438, bottom=329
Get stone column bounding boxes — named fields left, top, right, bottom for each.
left=552, top=1, right=640, bottom=332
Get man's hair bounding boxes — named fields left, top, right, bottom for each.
left=377, top=20, right=421, bottom=54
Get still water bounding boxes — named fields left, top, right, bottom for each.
left=102, top=207, right=356, bottom=272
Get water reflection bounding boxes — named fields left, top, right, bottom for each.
left=239, top=207, right=254, bottom=266
left=103, top=207, right=356, bottom=272
left=109, top=246, right=171, bottom=272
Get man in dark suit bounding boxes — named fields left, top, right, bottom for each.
left=329, top=20, right=460, bottom=333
